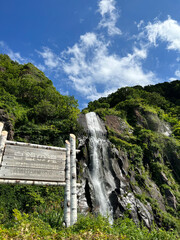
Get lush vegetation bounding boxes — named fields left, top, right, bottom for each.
left=0, top=54, right=180, bottom=239
left=83, top=81, right=180, bottom=236
left=0, top=54, right=80, bottom=239
left=0, top=54, right=80, bottom=146
left=0, top=213, right=179, bottom=239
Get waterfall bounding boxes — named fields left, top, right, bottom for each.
left=85, top=112, right=113, bottom=222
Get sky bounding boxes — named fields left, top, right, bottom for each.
left=0, top=0, right=180, bottom=109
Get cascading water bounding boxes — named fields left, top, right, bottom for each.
left=86, top=112, right=113, bottom=222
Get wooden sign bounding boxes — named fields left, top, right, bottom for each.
left=0, top=122, right=79, bottom=227
left=0, top=141, right=66, bottom=183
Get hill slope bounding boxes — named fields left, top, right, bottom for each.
left=0, top=54, right=80, bottom=233
left=79, top=80, right=180, bottom=232
left=0, top=53, right=80, bottom=146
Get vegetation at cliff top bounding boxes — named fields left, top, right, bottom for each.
left=0, top=54, right=180, bottom=239
left=83, top=79, right=180, bottom=234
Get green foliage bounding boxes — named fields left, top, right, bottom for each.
left=0, top=213, right=178, bottom=240
left=85, top=80, right=180, bottom=234
left=0, top=54, right=80, bottom=146
left=0, top=54, right=81, bottom=237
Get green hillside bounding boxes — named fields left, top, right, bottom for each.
left=0, top=54, right=80, bottom=238
left=0, top=54, right=80, bottom=146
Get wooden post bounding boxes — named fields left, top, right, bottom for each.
left=0, top=122, right=3, bottom=134
left=64, top=140, right=71, bottom=227
left=70, top=134, right=77, bottom=225
left=0, top=122, right=4, bottom=163
left=0, top=131, right=8, bottom=164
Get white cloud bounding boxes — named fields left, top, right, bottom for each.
left=169, top=70, right=180, bottom=81
left=80, top=32, right=98, bottom=47
left=0, top=41, right=47, bottom=72
left=0, top=41, right=27, bottom=63
left=169, top=77, right=176, bottom=81
left=144, top=16, right=180, bottom=51
left=98, top=0, right=121, bottom=36
left=37, top=47, right=60, bottom=69
left=61, top=32, right=156, bottom=100
left=175, top=70, right=180, bottom=78
left=137, top=20, right=144, bottom=29
left=35, top=63, right=46, bottom=72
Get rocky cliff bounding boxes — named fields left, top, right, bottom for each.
left=76, top=82, right=180, bottom=231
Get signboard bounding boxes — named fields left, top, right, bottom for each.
left=0, top=141, right=66, bottom=183
left=0, top=124, right=78, bottom=227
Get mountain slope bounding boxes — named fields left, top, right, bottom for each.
left=79, top=81, right=180, bottom=232
left=0, top=54, right=80, bottom=229
left=0, top=54, right=80, bottom=146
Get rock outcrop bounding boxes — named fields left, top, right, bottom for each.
left=0, top=109, right=14, bottom=140
left=77, top=112, right=168, bottom=228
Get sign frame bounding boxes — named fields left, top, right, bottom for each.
left=0, top=122, right=79, bottom=227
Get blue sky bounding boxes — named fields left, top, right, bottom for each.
left=0, top=0, right=180, bottom=109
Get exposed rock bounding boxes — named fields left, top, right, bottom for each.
left=134, top=109, right=147, bottom=128
left=136, top=199, right=153, bottom=229
left=160, top=172, right=169, bottom=185
left=134, top=109, right=171, bottom=136
left=145, top=178, right=166, bottom=211
left=77, top=112, right=159, bottom=228
left=105, top=115, right=133, bottom=135
left=77, top=178, right=89, bottom=214
left=164, top=188, right=177, bottom=209
left=78, top=114, right=88, bottom=133
left=0, top=109, right=14, bottom=140
left=145, top=112, right=171, bottom=136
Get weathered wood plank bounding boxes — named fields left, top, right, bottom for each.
left=0, top=179, right=81, bottom=186
left=0, top=131, right=8, bottom=164
left=70, top=134, right=77, bottom=225
left=4, top=145, right=66, bottom=161
left=64, top=140, right=71, bottom=227
left=6, top=140, right=67, bottom=151
left=0, top=166, right=65, bottom=182
left=0, top=122, right=3, bottom=134
left=0, top=179, right=66, bottom=186
left=2, top=156, right=65, bottom=170
left=2, top=154, right=66, bottom=165
left=6, top=140, right=80, bottom=152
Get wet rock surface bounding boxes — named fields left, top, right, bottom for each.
left=77, top=113, right=162, bottom=228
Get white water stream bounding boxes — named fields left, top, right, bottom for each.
left=86, top=112, right=113, bottom=222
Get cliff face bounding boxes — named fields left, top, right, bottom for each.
left=77, top=112, right=179, bottom=229
left=77, top=82, right=180, bottom=231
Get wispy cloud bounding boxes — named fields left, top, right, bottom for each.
left=35, top=63, right=46, bottom=72
left=0, top=0, right=160, bottom=104
left=144, top=16, right=180, bottom=52
left=36, top=47, right=60, bottom=69
left=0, top=41, right=27, bottom=63
left=58, top=1, right=156, bottom=101
left=98, top=0, right=121, bottom=36
left=138, top=16, right=180, bottom=83
left=37, top=1, right=158, bottom=101
left=61, top=32, right=156, bottom=100
left=0, top=41, right=48, bottom=72
left=175, top=70, right=180, bottom=78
